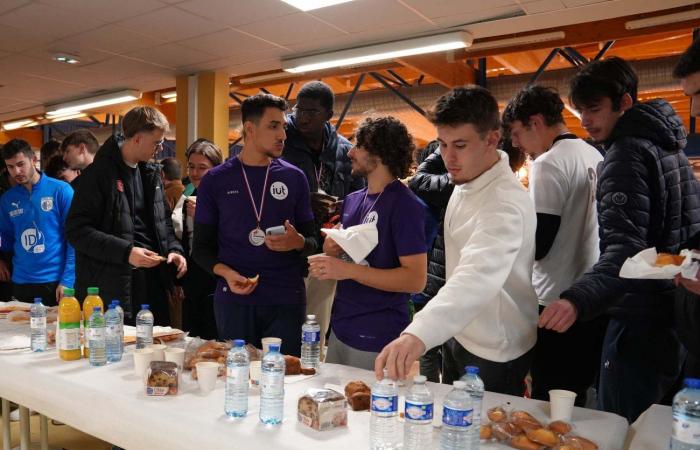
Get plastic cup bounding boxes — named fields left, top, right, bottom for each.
left=196, top=362, right=220, bottom=394
left=164, top=347, right=185, bottom=369
left=249, top=360, right=262, bottom=386
left=549, top=389, right=577, bottom=422
left=133, top=348, right=155, bottom=379
left=148, top=344, right=167, bottom=361
left=261, top=337, right=282, bottom=354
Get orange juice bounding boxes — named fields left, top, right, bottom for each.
left=82, top=287, right=103, bottom=358
left=58, top=288, right=81, bottom=361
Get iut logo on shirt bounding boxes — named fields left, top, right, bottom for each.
left=364, top=211, right=379, bottom=224
left=270, top=182, right=288, bottom=200
left=21, top=228, right=45, bottom=254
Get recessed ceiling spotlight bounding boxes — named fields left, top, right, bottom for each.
left=53, top=54, right=81, bottom=65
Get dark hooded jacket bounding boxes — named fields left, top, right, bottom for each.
left=561, top=99, right=700, bottom=323
left=65, top=135, right=183, bottom=319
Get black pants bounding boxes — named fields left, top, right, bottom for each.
left=531, top=305, right=608, bottom=407
left=442, top=338, right=533, bottom=396
left=181, top=261, right=217, bottom=340
left=214, top=302, right=306, bottom=357
left=414, top=300, right=442, bottom=383
left=13, top=282, right=59, bottom=307
left=131, top=268, right=170, bottom=327
left=598, top=317, right=685, bottom=422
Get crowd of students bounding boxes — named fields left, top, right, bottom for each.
left=0, top=38, right=699, bottom=424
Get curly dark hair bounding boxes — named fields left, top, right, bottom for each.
left=674, top=37, right=700, bottom=79
left=569, top=56, right=638, bottom=110
left=502, top=85, right=565, bottom=129
left=355, top=116, right=415, bottom=179
left=427, top=85, right=500, bottom=136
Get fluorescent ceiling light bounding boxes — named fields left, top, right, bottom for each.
left=47, top=112, right=87, bottom=123
left=625, top=10, right=700, bottom=30
left=467, top=31, right=565, bottom=52
left=281, top=0, right=353, bottom=11
left=47, top=89, right=141, bottom=116
left=283, top=31, right=472, bottom=73
left=160, top=91, right=177, bottom=99
left=2, top=119, right=38, bottom=131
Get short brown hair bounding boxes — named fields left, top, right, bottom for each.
left=428, top=86, right=500, bottom=136
left=185, top=139, right=223, bottom=167
left=122, top=106, right=169, bottom=139
left=61, top=129, right=99, bottom=155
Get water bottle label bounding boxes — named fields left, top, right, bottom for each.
left=106, top=325, right=119, bottom=338
left=371, top=394, right=398, bottom=413
left=302, top=330, right=320, bottom=343
left=442, top=406, right=473, bottom=428
left=30, top=317, right=46, bottom=329
left=58, top=326, right=80, bottom=351
left=88, top=327, right=105, bottom=341
left=673, top=411, right=700, bottom=444
left=405, top=401, right=433, bottom=422
left=136, top=324, right=151, bottom=338
left=227, top=366, right=249, bottom=384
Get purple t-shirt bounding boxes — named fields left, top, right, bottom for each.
left=195, top=157, right=313, bottom=306
left=331, top=180, right=427, bottom=352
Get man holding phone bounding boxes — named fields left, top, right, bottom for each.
left=192, top=93, right=318, bottom=356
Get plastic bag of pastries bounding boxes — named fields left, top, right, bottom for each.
left=146, top=361, right=178, bottom=396
left=297, top=388, right=348, bottom=431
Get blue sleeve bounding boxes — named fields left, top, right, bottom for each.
left=0, top=196, right=14, bottom=253
left=393, top=194, right=427, bottom=257
left=59, top=184, right=75, bottom=288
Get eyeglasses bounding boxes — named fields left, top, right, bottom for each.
left=292, top=106, right=324, bottom=118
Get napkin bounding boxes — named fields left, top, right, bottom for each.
left=0, top=335, right=30, bottom=350
left=321, top=222, right=378, bottom=264
left=619, top=248, right=699, bottom=280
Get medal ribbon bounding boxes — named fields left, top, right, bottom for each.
left=240, top=159, right=272, bottom=228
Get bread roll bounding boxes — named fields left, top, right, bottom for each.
left=655, top=253, right=685, bottom=266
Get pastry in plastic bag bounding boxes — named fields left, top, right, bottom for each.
left=526, top=428, right=560, bottom=447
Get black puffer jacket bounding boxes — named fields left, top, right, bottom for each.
left=561, top=99, right=700, bottom=322
left=409, top=142, right=454, bottom=298
left=66, top=135, right=183, bottom=319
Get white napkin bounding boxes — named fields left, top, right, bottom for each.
left=0, top=335, right=30, bottom=350
left=619, top=248, right=699, bottom=280
left=322, top=223, right=378, bottom=264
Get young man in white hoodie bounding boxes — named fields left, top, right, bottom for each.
left=375, top=86, right=539, bottom=394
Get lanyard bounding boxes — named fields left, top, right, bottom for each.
left=239, top=160, right=271, bottom=228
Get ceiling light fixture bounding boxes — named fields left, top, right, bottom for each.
left=46, top=89, right=141, bottom=116
left=53, top=54, right=81, bottom=65
left=280, top=0, right=354, bottom=11
left=282, top=31, right=472, bottom=74
left=2, top=119, right=38, bottom=131
left=625, top=10, right=700, bottom=30
left=47, top=112, right=87, bottom=123
left=160, top=91, right=177, bottom=99
left=467, top=31, right=565, bottom=52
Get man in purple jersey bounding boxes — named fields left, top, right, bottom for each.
left=309, top=116, right=427, bottom=370
left=192, top=94, right=318, bottom=356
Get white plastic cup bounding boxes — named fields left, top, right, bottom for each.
left=549, top=389, right=577, bottom=422
left=261, top=337, right=282, bottom=354
left=249, top=360, right=262, bottom=386
left=133, top=348, right=155, bottom=379
left=164, top=347, right=185, bottom=369
left=196, top=361, right=220, bottom=394
left=148, top=344, right=167, bottom=361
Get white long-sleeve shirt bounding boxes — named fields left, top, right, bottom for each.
left=404, top=151, right=538, bottom=363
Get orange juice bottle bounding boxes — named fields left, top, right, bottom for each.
left=58, top=288, right=81, bottom=361
left=82, top=287, right=103, bottom=358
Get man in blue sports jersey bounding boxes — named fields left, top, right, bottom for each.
left=0, top=139, right=74, bottom=306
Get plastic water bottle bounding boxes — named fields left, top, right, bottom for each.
left=441, top=380, right=473, bottom=450
left=370, top=369, right=400, bottom=450
left=260, top=343, right=285, bottom=425
left=672, top=378, right=700, bottom=449
left=104, top=304, right=122, bottom=363
left=30, top=298, right=47, bottom=352
left=404, top=375, right=434, bottom=450
left=461, top=366, right=484, bottom=449
left=225, top=339, right=250, bottom=418
left=135, top=304, right=153, bottom=349
left=111, top=300, right=125, bottom=349
left=300, top=314, right=321, bottom=370
left=88, top=307, right=106, bottom=367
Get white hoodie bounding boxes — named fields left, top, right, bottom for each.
left=404, top=151, right=538, bottom=363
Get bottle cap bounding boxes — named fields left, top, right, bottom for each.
left=141, top=304, right=149, bottom=310
left=63, top=288, right=75, bottom=297
left=413, top=375, right=427, bottom=384
left=33, top=298, right=42, bottom=304
left=307, top=314, right=316, bottom=320
left=453, top=380, right=467, bottom=389
left=686, top=378, right=700, bottom=389
left=465, top=365, right=479, bottom=375
left=93, top=306, right=101, bottom=312
left=269, top=344, right=280, bottom=352
left=234, top=339, right=245, bottom=347
left=87, top=287, right=99, bottom=295
left=111, top=300, right=120, bottom=306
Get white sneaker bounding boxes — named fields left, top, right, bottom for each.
left=9, top=408, right=37, bottom=422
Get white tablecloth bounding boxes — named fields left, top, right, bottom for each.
left=0, top=322, right=628, bottom=450
left=625, top=404, right=672, bottom=449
